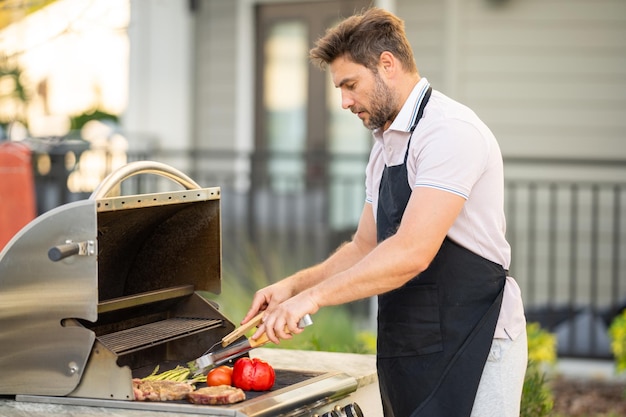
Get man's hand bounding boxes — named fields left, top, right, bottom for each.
left=240, top=280, right=293, bottom=326
left=252, top=290, right=320, bottom=344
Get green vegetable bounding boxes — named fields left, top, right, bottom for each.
left=141, top=365, right=192, bottom=382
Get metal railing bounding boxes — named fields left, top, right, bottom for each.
left=33, top=147, right=626, bottom=359
left=503, top=157, right=625, bottom=358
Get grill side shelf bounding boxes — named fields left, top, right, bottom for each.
left=98, top=317, right=223, bottom=355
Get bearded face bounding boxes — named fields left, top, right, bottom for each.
left=330, top=55, right=401, bottom=131
left=361, top=71, right=398, bottom=130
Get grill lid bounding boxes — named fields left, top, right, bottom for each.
left=95, top=186, right=222, bottom=300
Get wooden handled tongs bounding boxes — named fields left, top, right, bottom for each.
left=221, top=312, right=313, bottom=348
left=193, top=313, right=313, bottom=375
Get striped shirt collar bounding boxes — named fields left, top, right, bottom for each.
left=384, top=77, right=431, bottom=134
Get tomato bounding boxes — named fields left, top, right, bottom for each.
left=206, top=365, right=233, bottom=386
left=231, top=357, right=275, bottom=391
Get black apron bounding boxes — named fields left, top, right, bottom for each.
left=376, top=87, right=506, bottom=417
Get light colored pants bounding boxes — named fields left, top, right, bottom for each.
left=470, top=327, right=528, bottom=417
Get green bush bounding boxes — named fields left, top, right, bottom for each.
left=521, top=322, right=556, bottom=417
left=608, top=309, right=626, bottom=401
left=608, top=309, right=626, bottom=373
left=527, top=321, right=557, bottom=365
left=521, top=361, right=554, bottom=417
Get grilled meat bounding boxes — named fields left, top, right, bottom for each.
left=187, top=385, right=246, bottom=405
left=132, top=378, right=195, bottom=401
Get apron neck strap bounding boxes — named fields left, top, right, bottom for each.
left=409, top=86, right=432, bottom=133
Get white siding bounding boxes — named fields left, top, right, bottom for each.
left=398, top=0, right=626, bottom=161
left=125, top=0, right=194, bottom=153
left=193, top=0, right=238, bottom=150
left=397, top=0, right=447, bottom=88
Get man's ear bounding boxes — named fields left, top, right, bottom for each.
left=379, top=51, right=396, bottom=75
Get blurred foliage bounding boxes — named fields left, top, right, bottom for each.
left=527, top=321, right=557, bottom=365
left=521, top=322, right=557, bottom=417
left=608, top=309, right=626, bottom=373
left=0, top=56, right=119, bottom=137
left=0, top=0, right=58, bottom=31
left=521, top=361, right=554, bottom=417
left=0, top=61, right=27, bottom=102
left=0, top=57, right=29, bottom=129
left=69, top=108, right=119, bottom=132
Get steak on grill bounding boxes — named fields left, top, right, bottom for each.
left=132, top=378, right=195, bottom=401
left=187, top=385, right=246, bottom=405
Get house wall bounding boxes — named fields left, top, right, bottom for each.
left=193, top=0, right=241, bottom=151
left=124, top=0, right=194, bottom=160
left=399, top=0, right=626, bottom=164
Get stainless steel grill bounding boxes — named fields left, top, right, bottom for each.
left=0, top=161, right=362, bottom=417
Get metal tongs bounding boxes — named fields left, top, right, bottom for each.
left=193, top=312, right=313, bottom=375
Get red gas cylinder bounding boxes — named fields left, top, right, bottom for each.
left=0, top=141, right=36, bottom=251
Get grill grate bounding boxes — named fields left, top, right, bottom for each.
left=98, top=317, right=222, bottom=355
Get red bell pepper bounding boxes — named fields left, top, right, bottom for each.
left=231, top=357, right=276, bottom=391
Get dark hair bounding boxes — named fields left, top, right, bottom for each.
left=309, top=7, right=417, bottom=73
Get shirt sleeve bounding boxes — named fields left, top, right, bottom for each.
left=365, top=142, right=383, bottom=204
left=410, top=118, right=490, bottom=199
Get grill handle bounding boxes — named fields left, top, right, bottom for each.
left=48, top=242, right=80, bottom=261
left=48, top=240, right=96, bottom=261
left=89, top=161, right=201, bottom=199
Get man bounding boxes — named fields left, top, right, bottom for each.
left=242, top=7, right=527, bottom=417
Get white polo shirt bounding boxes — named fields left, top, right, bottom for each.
left=365, top=78, right=526, bottom=340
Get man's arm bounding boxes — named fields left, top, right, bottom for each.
left=306, top=186, right=466, bottom=306
left=259, top=186, right=466, bottom=342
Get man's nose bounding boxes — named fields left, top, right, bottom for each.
left=341, top=92, right=354, bottom=110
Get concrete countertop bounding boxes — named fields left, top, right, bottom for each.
left=0, top=349, right=381, bottom=417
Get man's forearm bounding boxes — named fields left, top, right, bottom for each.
left=288, top=239, right=370, bottom=295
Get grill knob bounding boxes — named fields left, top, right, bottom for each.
left=343, top=403, right=363, bottom=417
left=318, top=402, right=363, bottom=417
left=319, top=407, right=342, bottom=417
